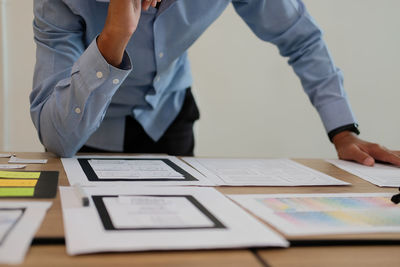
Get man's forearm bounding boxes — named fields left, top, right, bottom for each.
left=97, top=0, right=161, bottom=67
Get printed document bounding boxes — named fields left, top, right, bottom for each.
left=62, top=155, right=214, bottom=186
left=327, top=159, right=400, bottom=187
left=89, top=159, right=184, bottom=179
left=0, top=201, right=51, bottom=264
left=184, top=158, right=348, bottom=186
left=107, top=196, right=214, bottom=228
left=60, top=186, right=288, bottom=255
left=229, top=193, right=400, bottom=236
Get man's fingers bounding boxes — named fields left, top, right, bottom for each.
left=339, top=145, right=375, bottom=166
left=142, top=0, right=152, bottom=10
left=364, top=144, right=400, bottom=166
left=132, top=0, right=141, bottom=11
left=141, top=0, right=159, bottom=10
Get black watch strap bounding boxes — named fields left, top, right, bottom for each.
left=328, top=123, right=360, bottom=142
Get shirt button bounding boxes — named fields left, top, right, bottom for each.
left=155, top=76, right=160, bottom=82
left=96, top=71, right=103, bottom=79
left=74, top=107, right=81, bottom=114
left=159, top=52, right=164, bottom=58
left=113, top=79, right=120, bottom=85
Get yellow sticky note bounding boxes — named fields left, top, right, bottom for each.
left=0, top=187, right=35, bottom=197
left=0, top=179, right=38, bottom=187
left=0, top=171, right=40, bottom=179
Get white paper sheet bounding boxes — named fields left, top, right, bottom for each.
left=0, top=210, right=23, bottom=241
left=0, top=164, right=26, bottom=169
left=327, top=159, right=400, bottom=187
left=8, top=156, right=47, bottom=164
left=89, top=159, right=184, bottom=179
left=0, top=154, right=12, bottom=158
left=0, top=201, right=52, bottom=265
left=229, top=193, right=400, bottom=236
left=184, top=158, right=349, bottom=186
left=60, top=186, right=288, bottom=255
left=62, top=155, right=214, bottom=186
left=107, top=196, right=214, bottom=228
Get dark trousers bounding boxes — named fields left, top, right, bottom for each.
left=79, top=88, right=200, bottom=156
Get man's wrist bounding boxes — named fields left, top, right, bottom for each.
left=97, top=30, right=131, bottom=67
left=328, top=123, right=360, bottom=143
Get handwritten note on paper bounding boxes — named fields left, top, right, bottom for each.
left=0, top=171, right=40, bottom=179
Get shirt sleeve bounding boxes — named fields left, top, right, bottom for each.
left=231, top=0, right=357, bottom=135
left=30, top=0, right=132, bottom=157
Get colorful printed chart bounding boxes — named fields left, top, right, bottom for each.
left=0, top=171, right=58, bottom=198
left=229, top=193, right=400, bottom=235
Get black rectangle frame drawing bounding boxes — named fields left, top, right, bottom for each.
left=0, top=171, right=59, bottom=198
left=92, top=195, right=226, bottom=231
left=0, top=208, right=25, bottom=246
left=78, top=158, right=199, bottom=182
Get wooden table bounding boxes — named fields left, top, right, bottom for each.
left=23, top=246, right=263, bottom=267
left=1, top=153, right=399, bottom=267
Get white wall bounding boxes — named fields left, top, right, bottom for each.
left=0, top=0, right=399, bottom=157
left=0, top=0, right=5, bottom=150
left=190, top=0, right=400, bottom=157
left=0, top=0, right=42, bottom=152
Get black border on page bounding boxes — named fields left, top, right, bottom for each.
left=78, top=158, right=198, bottom=182
left=92, top=195, right=226, bottom=231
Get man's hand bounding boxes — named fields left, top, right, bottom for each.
left=97, top=0, right=161, bottom=67
left=332, top=131, right=400, bottom=166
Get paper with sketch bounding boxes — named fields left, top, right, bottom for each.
left=60, top=186, right=288, bottom=255
left=88, top=159, right=184, bottom=179
left=0, top=201, right=52, bottom=265
left=327, top=159, right=400, bottom=187
left=183, top=158, right=348, bottom=186
left=229, top=193, right=400, bottom=236
left=62, top=155, right=214, bottom=186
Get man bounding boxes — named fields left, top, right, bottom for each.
left=30, top=0, right=400, bottom=166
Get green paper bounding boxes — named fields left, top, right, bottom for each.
left=0, top=171, right=40, bottom=179
left=0, top=187, right=35, bottom=197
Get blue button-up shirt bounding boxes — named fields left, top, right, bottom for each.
left=31, top=0, right=356, bottom=157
